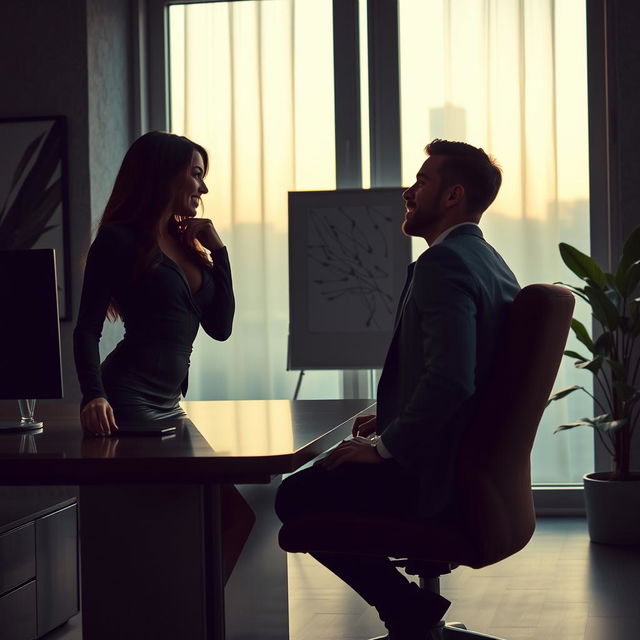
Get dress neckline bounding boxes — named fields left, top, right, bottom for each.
left=160, top=251, right=203, bottom=296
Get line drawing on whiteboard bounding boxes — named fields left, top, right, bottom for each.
left=306, top=204, right=397, bottom=332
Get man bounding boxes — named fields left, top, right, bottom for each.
left=276, top=140, right=520, bottom=639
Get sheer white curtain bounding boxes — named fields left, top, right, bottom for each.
left=398, top=0, right=593, bottom=482
left=168, top=0, right=592, bottom=482
left=168, top=0, right=340, bottom=401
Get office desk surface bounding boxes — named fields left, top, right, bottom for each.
left=0, top=399, right=375, bottom=484
left=0, top=398, right=376, bottom=640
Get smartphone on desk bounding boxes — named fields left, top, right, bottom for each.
left=114, top=425, right=177, bottom=437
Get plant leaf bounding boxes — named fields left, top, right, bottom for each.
left=570, top=318, right=594, bottom=351
left=559, top=242, right=607, bottom=288
left=554, top=282, right=589, bottom=302
left=575, top=357, right=603, bottom=374
left=607, top=359, right=626, bottom=380
left=584, top=285, right=619, bottom=330
left=0, top=179, right=61, bottom=250
left=593, top=331, right=614, bottom=356
left=9, top=132, right=46, bottom=192
left=554, top=420, right=596, bottom=433
left=606, top=286, right=621, bottom=308
left=554, top=415, right=629, bottom=434
left=613, top=380, right=637, bottom=402
left=564, top=350, right=588, bottom=362
left=632, top=303, right=640, bottom=335
left=546, top=385, right=584, bottom=406
left=617, top=260, right=640, bottom=298
left=618, top=225, right=640, bottom=277
left=0, top=119, right=64, bottom=250
left=0, top=131, right=46, bottom=223
left=38, top=224, right=58, bottom=236
left=597, top=418, right=628, bottom=432
left=605, top=272, right=618, bottom=288
left=605, top=271, right=622, bottom=297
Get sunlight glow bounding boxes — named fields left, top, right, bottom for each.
left=169, top=0, right=335, bottom=233
left=398, top=0, right=589, bottom=214
left=167, top=0, right=592, bottom=482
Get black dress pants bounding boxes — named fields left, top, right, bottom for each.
left=275, top=459, right=448, bottom=637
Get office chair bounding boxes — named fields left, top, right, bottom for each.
left=279, top=284, right=575, bottom=639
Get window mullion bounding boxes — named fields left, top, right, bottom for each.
left=333, top=0, right=363, bottom=189
left=367, top=0, right=401, bottom=187
left=146, top=0, right=170, bottom=131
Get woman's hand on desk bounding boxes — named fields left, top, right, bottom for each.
left=80, top=397, right=118, bottom=436
left=352, top=414, right=377, bottom=438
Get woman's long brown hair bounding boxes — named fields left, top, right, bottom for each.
left=98, top=131, right=211, bottom=320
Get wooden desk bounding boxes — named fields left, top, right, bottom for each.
left=0, top=399, right=374, bottom=640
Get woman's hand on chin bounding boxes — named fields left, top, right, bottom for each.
left=182, top=217, right=224, bottom=251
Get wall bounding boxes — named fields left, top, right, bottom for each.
left=609, top=0, right=640, bottom=471
left=588, top=0, right=640, bottom=471
left=608, top=1, right=640, bottom=247
left=86, top=0, right=133, bottom=361
left=0, top=0, right=91, bottom=403
left=87, top=0, right=134, bottom=225
left=0, top=0, right=133, bottom=404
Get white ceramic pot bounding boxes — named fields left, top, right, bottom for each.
left=583, top=472, right=640, bottom=544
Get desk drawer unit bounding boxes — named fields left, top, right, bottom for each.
left=0, top=522, right=36, bottom=595
left=0, top=523, right=37, bottom=640
left=0, top=500, right=78, bottom=639
left=0, top=581, right=37, bottom=640
left=36, top=504, right=78, bottom=637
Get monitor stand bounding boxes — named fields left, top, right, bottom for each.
left=0, top=399, right=44, bottom=431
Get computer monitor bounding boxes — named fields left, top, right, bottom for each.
left=0, top=248, right=63, bottom=430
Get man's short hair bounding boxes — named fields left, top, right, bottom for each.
left=425, top=139, right=502, bottom=214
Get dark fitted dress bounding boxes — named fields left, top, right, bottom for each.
left=73, top=224, right=234, bottom=422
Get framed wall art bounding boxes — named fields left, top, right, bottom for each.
left=288, top=187, right=410, bottom=370
left=0, top=116, right=71, bottom=319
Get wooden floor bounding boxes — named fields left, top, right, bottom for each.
left=46, top=518, right=640, bottom=640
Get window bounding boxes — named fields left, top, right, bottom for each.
left=396, top=0, right=593, bottom=483
left=152, top=0, right=593, bottom=485
left=168, top=0, right=340, bottom=400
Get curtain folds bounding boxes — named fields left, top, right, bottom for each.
left=169, top=0, right=339, bottom=402
left=169, top=0, right=592, bottom=482
left=398, top=0, right=592, bottom=482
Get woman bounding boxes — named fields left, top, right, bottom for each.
left=74, top=131, right=232, bottom=429
left=74, top=131, right=253, bottom=582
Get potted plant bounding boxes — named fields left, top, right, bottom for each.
left=547, top=226, right=640, bottom=544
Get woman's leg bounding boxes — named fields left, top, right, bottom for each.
left=220, top=484, right=256, bottom=585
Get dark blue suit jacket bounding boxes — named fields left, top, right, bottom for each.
left=376, top=224, right=520, bottom=518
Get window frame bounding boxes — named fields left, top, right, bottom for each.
left=139, top=0, right=614, bottom=513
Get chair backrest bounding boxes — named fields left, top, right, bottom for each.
left=453, top=284, right=574, bottom=567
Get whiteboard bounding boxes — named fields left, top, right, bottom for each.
left=288, top=188, right=411, bottom=370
